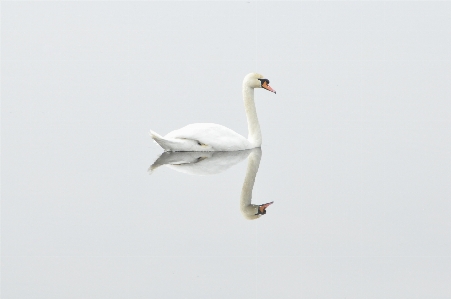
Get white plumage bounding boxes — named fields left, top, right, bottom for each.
left=150, top=73, right=276, bottom=152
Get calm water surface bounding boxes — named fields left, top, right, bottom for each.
left=3, top=118, right=450, bottom=298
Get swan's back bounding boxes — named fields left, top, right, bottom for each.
left=165, top=123, right=252, bottom=151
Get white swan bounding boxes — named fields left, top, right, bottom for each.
left=150, top=73, right=276, bottom=152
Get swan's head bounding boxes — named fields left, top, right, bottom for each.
left=244, top=73, right=276, bottom=94
left=241, top=201, right=274, bottom=220
left=256, top=201, right=274, bottom=216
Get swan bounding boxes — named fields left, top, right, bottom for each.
left=148, top=148, right=273, bottom=219
left=150, top=73, right=276, bottom=152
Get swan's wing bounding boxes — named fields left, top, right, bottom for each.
left=165, top=123, right=251, bottom=151
left=150, top=130, right=200, bottom=152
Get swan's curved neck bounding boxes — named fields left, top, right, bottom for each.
left=240, top=149, right=262, bottom=219
left=243, top=85, right=262, bottom=147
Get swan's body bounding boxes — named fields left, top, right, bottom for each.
left=150, top=73, right=275, bottom=152
left=150, top=123, right=251, bottom=152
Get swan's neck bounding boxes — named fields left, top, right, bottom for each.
left=243, top=86, right=262, bottom=147
left=240, top=149, right=262, bottom=219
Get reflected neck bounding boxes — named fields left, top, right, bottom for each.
left=242, top=86, right=262, bottom=147
left=240, top=149, right=262, bottom=220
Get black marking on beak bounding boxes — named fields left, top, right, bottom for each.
left=258, top=79, right=269, bottom=87
left=255, top=201, right=274, bottom=215
left=255, top=209, right=267, bottom=215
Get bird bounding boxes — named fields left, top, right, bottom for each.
left=150, top=73, right=276, bottom=152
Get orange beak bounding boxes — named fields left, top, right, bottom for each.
left=258, top=201, right=274, bottom=214
left=262, top=81, right=276, bottom=94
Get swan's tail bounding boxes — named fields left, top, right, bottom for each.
left=149, top=130, right=163, bottom=140
left=150, top=130, right=168, bottom=150
left=149, top=130, right=183, bottom=151
left=147, top=158, right=163, bottom=175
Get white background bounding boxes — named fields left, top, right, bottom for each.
left=2, top=1, right=451, bottom=298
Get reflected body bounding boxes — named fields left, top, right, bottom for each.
left=149, top=148, right=273, bottom=219
left=150, top=73, right=276, bottom=151
left=149, top=150, right=251, bottom=175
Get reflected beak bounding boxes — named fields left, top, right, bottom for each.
left=258, top=201, right=274, bottom=214
left=262, top=81, right=276, bottom=94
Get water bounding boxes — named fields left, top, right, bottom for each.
left=2, top=2, right=450, bottom=298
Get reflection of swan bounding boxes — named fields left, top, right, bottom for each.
left=149, top=73, right=276, bottom=152
left=149, top=148, right=273, bottom=219
left=148, top=150, right=251, bottom=175
left=240, top=148, right=273, bottom=220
